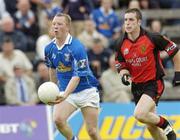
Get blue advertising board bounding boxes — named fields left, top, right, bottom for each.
left=55, top=102, right=180, bottom=140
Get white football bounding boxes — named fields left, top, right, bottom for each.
left=38, top=82, right=60, bottom=104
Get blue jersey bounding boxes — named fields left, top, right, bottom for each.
left=91, top=7, right=121, bottom=38
left=44, top=34, right=99, bottom=93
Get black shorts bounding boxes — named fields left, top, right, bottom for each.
left=131, top=79, right=165, bottom=105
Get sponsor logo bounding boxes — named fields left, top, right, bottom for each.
left=0, top=120, right=37, bottom=137
left=78, top=115, right=180, bottom=140
left=77, top=59, right=87, bottom=69
left=126, top=56, right=148, bottom=67
left=0, top=123, right=19, bottom=134
left=57, top=62, right=72, bottom=72
left=99, top=23, right=110, bottom=30
left=123, top=48, right=129, bottom=55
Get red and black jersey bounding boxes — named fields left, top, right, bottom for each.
left=115, top=28, right=179, bottom=83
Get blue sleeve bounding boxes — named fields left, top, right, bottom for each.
left=71, top=40, right=90, bottom=77
left=44, top=45, right=56, bottom=69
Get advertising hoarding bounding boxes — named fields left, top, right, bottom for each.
left=55, top=102, right=180, bottom=140
left=0, top=105, right=53, bottom=140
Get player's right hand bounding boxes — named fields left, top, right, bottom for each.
left=122, top=74, right=131, bottom=86
left=48, top=95, right=65, bottom=105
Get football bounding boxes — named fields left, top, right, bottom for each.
left=38, top=82, right=60, bottom=104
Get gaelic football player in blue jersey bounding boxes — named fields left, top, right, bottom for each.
left=44, top=13, right=102, bottom=140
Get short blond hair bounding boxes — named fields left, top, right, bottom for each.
left=54, top=13, right=71, bottom=27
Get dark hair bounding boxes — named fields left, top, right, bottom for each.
left=125, top=8, right=142, bottom=20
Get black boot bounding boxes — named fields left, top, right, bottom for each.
left=164, top=124, right=176, bottom=140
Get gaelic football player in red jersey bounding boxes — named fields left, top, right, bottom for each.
left=115, top=8, right=180, bottom=140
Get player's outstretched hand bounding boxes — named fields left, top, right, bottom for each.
left=122, top=74, right=131, bottom=86
left=173, top=72, right=180, bottom=86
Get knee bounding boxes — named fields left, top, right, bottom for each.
left=87, top=127, right=98, bottom=138
left=53, top=114, right=66, bottom=127
left=134, top=110, right=147, bottom=123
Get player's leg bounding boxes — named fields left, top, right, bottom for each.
left=133, top=80, right=176, bottom=140
left=134, top=94, right=161, bottom=124
left=134, top=94, right=176, bottom=140
left=157, top=116, right=176, bottom=140
left=53, top=101, right=77, bottom=140
left=76, top=87, right=101, bottom=140
left=146, top=107, right=167, bottom=140
left=81, top=106, right=101, bottom=140
left=147, top=124, right=167, bottom=140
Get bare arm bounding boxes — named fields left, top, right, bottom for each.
left=172, top=50, right=180, bottom=86
left=64, top=76, right=80, bottom=98
left=173, top=50, right=180, bottom=71
left=48, top=68, right=57, bottom=83
left=47, top=76, right=80, bottom=105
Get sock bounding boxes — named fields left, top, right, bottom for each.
left=156, top=116, right=176, bottom=138
left=156, top=116, right=169, bottom=129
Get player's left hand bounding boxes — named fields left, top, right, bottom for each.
left=172, top=72, right=180, bottom=86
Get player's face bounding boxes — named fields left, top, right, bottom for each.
left=51, top=16, right=69, bottom=38
left=124, top=12, right=141, bottom=33
left=102, top=0, right=112, bottom=10
left=2, top=42, right=14, bottom=53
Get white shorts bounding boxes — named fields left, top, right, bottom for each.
left=65, top=87, right=100, bottom=109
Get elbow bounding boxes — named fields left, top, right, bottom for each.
left=173, top=50, right=180, bottom=70
left=74, top=76, right=80, bottom=82
left=173, top=50, right=180, bottom=62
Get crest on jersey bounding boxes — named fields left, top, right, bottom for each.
left=123, top=48, right=129, bottom=55
left=141, top=45, right=147, bottom=54
left=64, top=53, right=70, bottom=62
left=52, top=53, right=56, bottom=59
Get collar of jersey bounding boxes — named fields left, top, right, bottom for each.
left=54, top=33, right=72, bottom=50
left=100, top=7, right=113, bottom=16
